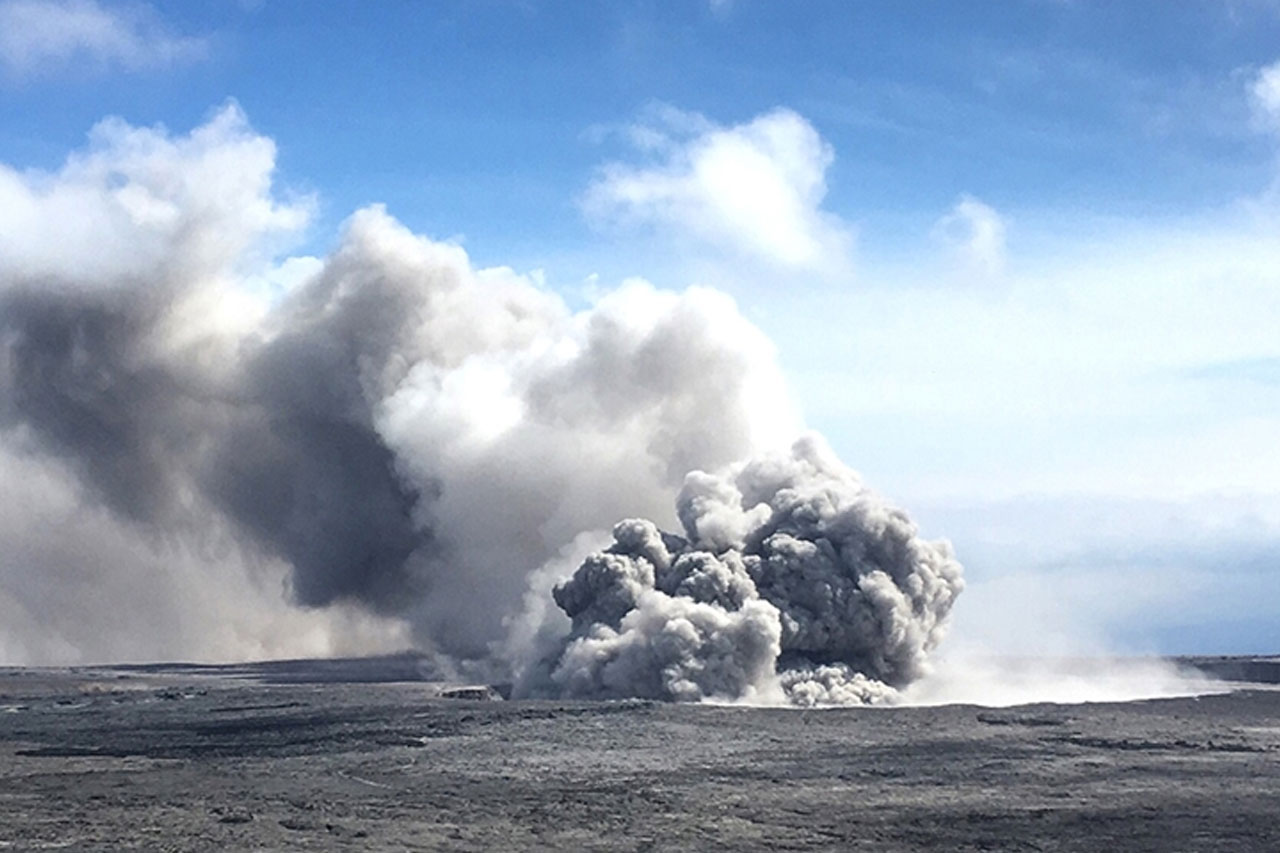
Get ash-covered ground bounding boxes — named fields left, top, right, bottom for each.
left=0, top=657, right=1278, bottom=852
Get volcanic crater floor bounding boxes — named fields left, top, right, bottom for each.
left=0, top=661, right=1277, bottom=851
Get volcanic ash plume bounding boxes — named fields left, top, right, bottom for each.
left=0, top=105, right=962, bottom=694
left=517, top=436, right=965, bottom=706
left=0, top=104, right=801, bottom=664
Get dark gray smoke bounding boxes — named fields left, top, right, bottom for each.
left=0, top=290, right=185, bottom=525
left=0, top=105, right=963, bottom=699
left=517, top=436, right=964, bottom=705
left=0, top=239, right=434, bottom=616
left=198, top=238, right=440, bottom=611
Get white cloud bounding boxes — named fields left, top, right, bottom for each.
left=772, top=207, right=1280, bottom=507
left=1250, top=60, right=1280, bottom=126
left=0, top=0, right=206, bottom=79
left=584, top=107, right=855, bottom=275
left=749, top=61, right=1280, bottom=507
left=933, top=194, right=1007, bottom=276
left=0, top=101, right=310, bottom=288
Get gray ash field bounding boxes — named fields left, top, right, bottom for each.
left=1, top=658, right=1278, bottom=852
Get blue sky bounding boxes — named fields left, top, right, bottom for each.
left=3, top=0, right=1279, bottom=657
left=7, top=1, right=1280, bottom=260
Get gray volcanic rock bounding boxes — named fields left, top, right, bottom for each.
left=439, top=686, right=504, bottom=701
left=1, top=659, right=1279, bottom=851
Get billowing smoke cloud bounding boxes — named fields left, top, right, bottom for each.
left=515, top=436, right=963, bottom=705
left=0, top=104, right=961, bottom=700
left=0, top=104, right=802, bottom=663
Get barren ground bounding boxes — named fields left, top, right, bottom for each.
left=1, top=660, right=1277, bottom=851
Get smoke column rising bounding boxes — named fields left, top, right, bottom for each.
left=514, top=436, right=963, bottom=705
left=0, top=105, right=962, bottom=702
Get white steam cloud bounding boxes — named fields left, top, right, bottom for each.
left=0, top=104, right=961, bottom=704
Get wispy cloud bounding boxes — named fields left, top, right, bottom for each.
left=933, top=195, right=1007, bottom=277
left=0, top=0, right=206, bottom=79
left=765, top=60, right=1280, bottom=509
left=1250, top=59, right=1280, bottom=132
left=584, top=106, right=855, bottom=276
left=1184, top=356, right=1280, bottom=385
